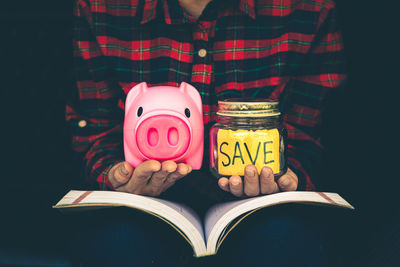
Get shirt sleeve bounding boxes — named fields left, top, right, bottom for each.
left=279, top=3, right=346, bottom=191
left=66, top=0, right=124, bottom=190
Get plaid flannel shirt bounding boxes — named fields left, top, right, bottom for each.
left=67, top=0, right=346, bottom=194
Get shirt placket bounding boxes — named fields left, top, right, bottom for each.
left=190, top=20, right=216, bottom=124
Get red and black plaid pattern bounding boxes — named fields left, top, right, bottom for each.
left=67, top=0, right=346, bottom=192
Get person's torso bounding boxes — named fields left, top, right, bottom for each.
left=85, top=0, right=323, bottom=124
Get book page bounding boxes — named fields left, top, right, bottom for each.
left=54, top=190, right=207, bottom=256
left=204, top=197, right=256, bottom=242
left=204, top=191, right=354, bottom=254
left=149, top=198, right=205, bottom=241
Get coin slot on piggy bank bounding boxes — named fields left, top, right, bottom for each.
left=124, top=82, right=204, bottom=169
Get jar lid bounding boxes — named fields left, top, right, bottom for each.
left=216, top=98, right=281, bottom=117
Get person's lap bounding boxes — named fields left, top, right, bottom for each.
left=69, top=202, right=354, bottom=267
left=217, top=205, right=354, bottom=267
left=69, top=207, right=189, bottom=266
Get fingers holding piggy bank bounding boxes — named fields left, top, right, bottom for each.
left=123, top=82, right=204, bottom=169
left=108, top=160, right=192, bottom=196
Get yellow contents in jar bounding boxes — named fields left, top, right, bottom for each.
left=217, top=129, right=280, bottom=176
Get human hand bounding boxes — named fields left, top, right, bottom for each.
left=108, top=160, right=192, bottom=196
left=218, top=165, right=298, bottom=197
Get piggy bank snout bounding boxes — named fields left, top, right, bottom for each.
left=136, top=115, right=191, bottom=160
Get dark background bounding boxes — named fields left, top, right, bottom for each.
left=0, top=0, right=398, bottom=266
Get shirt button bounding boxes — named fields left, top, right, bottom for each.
left=78, top=120, right=87, bottom=128
left=198, top=48, right=207, bottom=58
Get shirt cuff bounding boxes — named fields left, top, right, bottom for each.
left=287, top=157, right=315, bottom=191
left=94, top=159, right=123, bottom=191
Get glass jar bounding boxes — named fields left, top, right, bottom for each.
left=210, top=98, right=287, bottom=180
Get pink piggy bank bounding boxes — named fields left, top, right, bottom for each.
left=124, top=82, right=204, bottom=169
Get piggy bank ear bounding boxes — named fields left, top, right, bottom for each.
left=179, top=82, right=202, bottom=112
left=125, top=82, right=148, bottom=115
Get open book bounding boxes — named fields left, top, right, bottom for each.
left=54, top=190, right=354, bottom=257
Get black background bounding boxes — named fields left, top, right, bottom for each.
left=1, top=0, right=398, bottom=266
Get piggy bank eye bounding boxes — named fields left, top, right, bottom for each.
left=137, top=107, right=143, bottom=117
left=184, top=108, right=191, bottom=118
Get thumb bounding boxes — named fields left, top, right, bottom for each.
left=108, top=161, right=134, bottom=189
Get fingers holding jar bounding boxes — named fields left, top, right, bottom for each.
left=218, top=165, right=298, bottom=198
left=277, top=167, right=298, bottom=192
